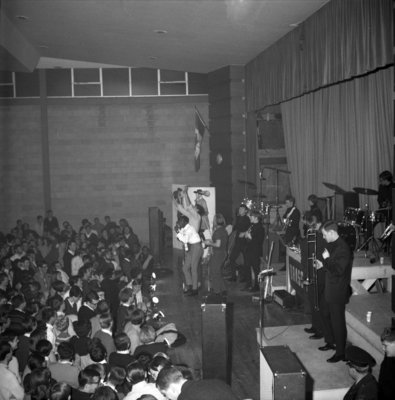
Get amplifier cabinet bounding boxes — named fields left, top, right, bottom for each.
left=260, top=345, right=306, bottom=400
left=201, top=294, right=232, bottom=384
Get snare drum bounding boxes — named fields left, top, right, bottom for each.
left=337, top=222, right=357, bottom=252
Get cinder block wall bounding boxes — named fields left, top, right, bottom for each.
left=0, top=97, right=209, bottom=243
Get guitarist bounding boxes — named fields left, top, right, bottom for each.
left=282, top=195, right=301, bottom=246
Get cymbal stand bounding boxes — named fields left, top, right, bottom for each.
left=272, top=169, right=284, bottom=230
left=356, top=198, right=380, bottom=260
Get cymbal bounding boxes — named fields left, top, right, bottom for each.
left=353, top=187, right=378, bottom=195
left=322, top=182, right=347, bottom=194
left=238, top=179, right=257, bottom=189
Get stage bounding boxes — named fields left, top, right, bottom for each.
left=257, top=324, right=352, bottom=400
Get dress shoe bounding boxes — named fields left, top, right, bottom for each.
left=327, top=354, right=345, bottom=363
left=183, top=288, right=193, bottom=296
left=318, top=343, right=336, bottom=351
left=309, top=333, right=324, bottom=340
left=304, top=326, right=316, bottom=334
left=186, top=289, right=198, bottom=296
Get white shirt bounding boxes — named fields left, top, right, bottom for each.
left=71, top=255, right=84, bottom=276
left=0, top=363, right=24, bottom=400
left=124, top=381, right=165, bottom=400
left=176, top=224, right=201, bottom=245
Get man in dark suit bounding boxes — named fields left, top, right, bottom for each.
left=315, top=220, right=353, bottom=363
left=157, top=366, right=239, bottom=400
left=63, top=240, right=77, bottom=278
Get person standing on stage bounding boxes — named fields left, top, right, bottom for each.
left=377, top=170, right=395, bottom=209
left=204, top=213, right=228, bottom=295
left=282, top=195, right=301, bottom=245
left=343, top=345, right=377, bottom=400
left=314, top=220, right=353, bottom=363
left=378, top=327, right=395, bottom=400
left=227, top=204, right=250, bottom=282
left=241, top=211, right=265, bottom=293
left=301, top=212, right=326, bottom=340
left=175, top=215, right=203, bottom=296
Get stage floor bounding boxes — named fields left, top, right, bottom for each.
left=257, top=324, right=352, bottom=400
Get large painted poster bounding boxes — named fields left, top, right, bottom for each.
left=171, top=184, right=216, bottom=249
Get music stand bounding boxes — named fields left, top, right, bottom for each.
left=258, top=241, right=275, bottom=347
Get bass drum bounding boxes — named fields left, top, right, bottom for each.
left=337, top=222, right=357, bottom=252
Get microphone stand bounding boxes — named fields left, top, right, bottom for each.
left=258, top=241, right=275, bottom=347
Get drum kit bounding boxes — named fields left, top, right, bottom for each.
left=322, top=183, right=391, bottom=256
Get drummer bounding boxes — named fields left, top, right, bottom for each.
left=377, top=170, right=395, bottom=225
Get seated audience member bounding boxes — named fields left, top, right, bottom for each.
left=134, top=325, right=168, bottom=358
left=72, top=367, right=101, bottom=400
left=92, top=385, right=119, bottom=400
left=24, top=367, right=54, bottom=400
left=0, top=340, right=24, bottom=400
left=124, top=309, right=145, bottom=354
left=109, top=333, right=135, bottom=369
left=64, top=285, right=82, bottom=316
left=35, top=338, right=56, bottom=364
left=88, top=338, right=110, bottom=375
left=23, top=352, right=46, bottom=383
left=343, top=345, right=377, bottom=400
left=148, top=354, right=172, bottom=382
left=90, top=300, right=111, bottom=338
left=50, top=382, right=72, bottom=400
left=101, top=268, right=121, bottom=316
left=91, top=364, right=109, bottom=387
left=8, top=294, right=27, bottom=330
left=104, top=366, right=130, bottom=399
left=78, top=290, right=99, bottom=321
left=47, top=294, right=66, bottom=317
left=15, top=315, right=37, bottom=373
left=94, top=314, right=116, bottom=359
left=70, top=320, right=93, bottom=369
left=379, top=327, right=395, bottom=400
left=124, top=361, right=165, bottom=400
left=156, top=366, right=239, bottom=400
left=48, top=341, right=80, bottom=388
left=41, top=306, right=57, bottom=349
left=116, top=287, right=134, bottom=333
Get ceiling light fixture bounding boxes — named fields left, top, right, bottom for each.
left=149, top=56, right=157, bottom=60
left=154, top=29, right=168, bottom=35
left=16, top=15, right=29, bottom=21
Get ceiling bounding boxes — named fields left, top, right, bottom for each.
left=1, top=0, right=329, bottom=73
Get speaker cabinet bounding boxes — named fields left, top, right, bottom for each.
left=260, top=346, right=306, bottom=400
left=334, top=192, right=359, bottom=221
left=201, top=294, right=233, bottom=384
left=148, top=207, right=164, bottom=264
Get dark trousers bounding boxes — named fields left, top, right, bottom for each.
left=321, top=301, right=347, bottom=356
left=306, top=284, right=325, bottom=334
left=228, top=239, right=246, bottom=278
left=244, top=252, right=261, bottom=288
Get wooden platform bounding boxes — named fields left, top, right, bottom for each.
left=346, top=292, right=394, bottom=375
left=257, top=324, right=352, bottom=400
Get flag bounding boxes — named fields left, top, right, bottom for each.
left=194, top=108, right=207, bottom=172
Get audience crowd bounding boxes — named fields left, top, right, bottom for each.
left=0, top=210, right=236, bottom=400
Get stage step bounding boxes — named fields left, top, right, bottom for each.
left=346, top=293, right=393, bottom=376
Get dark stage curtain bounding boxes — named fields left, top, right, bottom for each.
left=281, top=67, right=393, bottom=212
left=245, top=0, right=393, bottom=112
